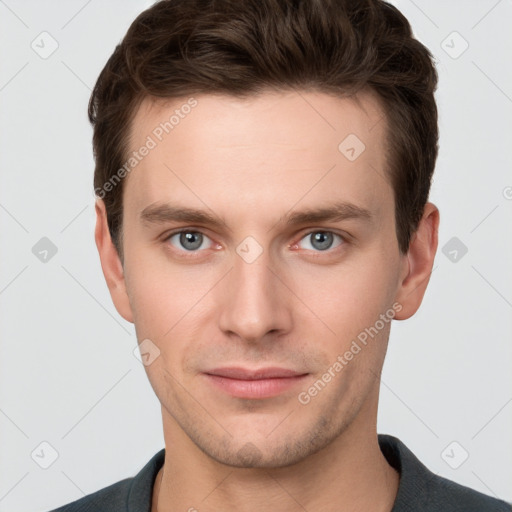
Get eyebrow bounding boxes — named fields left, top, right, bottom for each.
left=139, top=200, right=373, bottom=231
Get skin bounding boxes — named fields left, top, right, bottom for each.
left=95, top=89, right=439, bottom=511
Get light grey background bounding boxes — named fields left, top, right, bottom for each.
left=0, top=1, right=511, bottom=510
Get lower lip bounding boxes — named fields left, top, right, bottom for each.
left=204, top=374, right=309, bottom=399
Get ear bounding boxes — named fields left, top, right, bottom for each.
left=94, top=198, right=134, bottom=324
left=394, top=202, right=439, bottom=320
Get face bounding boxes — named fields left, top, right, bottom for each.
left=103, top=89, right=411, bottom=468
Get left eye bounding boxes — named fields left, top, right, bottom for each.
left=296, top=231, right=344, bottom=252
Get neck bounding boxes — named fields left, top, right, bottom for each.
left=152, top=413, right=399, bottom=512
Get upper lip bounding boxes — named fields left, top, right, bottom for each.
left=205, top=367, right=308, bottom=380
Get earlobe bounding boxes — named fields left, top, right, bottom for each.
left=94, top=198, right=134, bottom=324
left=394, top=202, right=440, bottom=320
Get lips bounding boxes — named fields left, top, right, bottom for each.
left=206, top=367, right=306, bottom=380
left=203, top=366, right=309, bottom=399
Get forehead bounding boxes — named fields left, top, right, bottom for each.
left=130, top=89, right=386, bottom=154
left=123, top=89, right=392, bottom=226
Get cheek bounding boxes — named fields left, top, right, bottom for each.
left=126, top=256, right=221, bottom=353
left=288, top=253, right=396, bottom=342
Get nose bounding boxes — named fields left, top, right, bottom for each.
left=218, top=246, right=293, bottom=344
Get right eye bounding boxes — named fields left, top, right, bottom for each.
left=164, top=230, right=214, bottom=253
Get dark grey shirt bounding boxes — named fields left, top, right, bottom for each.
left=48, top=434, right=511, bottom=511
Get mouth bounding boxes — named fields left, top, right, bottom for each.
left=203, top=367, right=310, bottom=399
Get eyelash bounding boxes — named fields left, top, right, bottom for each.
left=162, top=228, right=347, bottom=259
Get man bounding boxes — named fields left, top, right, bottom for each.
left=50, top=0, right=511, bottom=510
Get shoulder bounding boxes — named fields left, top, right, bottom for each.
left=378, top=434, right=511, bottom=512
left=46, top=448, right=165, bottom=512
left=47, top=478, right=132, bottom=512
left=423, top=472, right=512, bottom=511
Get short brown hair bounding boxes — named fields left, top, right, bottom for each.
left=89, top=0, right=439, bottom=262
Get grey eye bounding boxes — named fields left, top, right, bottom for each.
left=169, top=231, right=210, bottom=251
left=298, top=231, right=343, bottom=252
